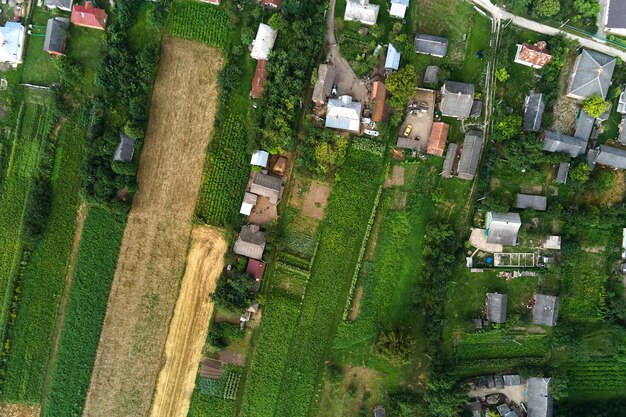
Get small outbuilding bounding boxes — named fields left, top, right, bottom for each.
left=250, top=23, right=277, bottom=61
left=423, top=65, right=439, bottom=86
left=250, top=172, right=283, bottom=204
left=251, top=150, right=269, bottom=168
left=250, top=59, right=268, bottom=99
left=514, top=41, right=552, bottom=68
left=485, top=212, right=521, bottom=246
left=45, top=0, right=72, bottom=12
left=440, top=81, right=474, bottom=119
left=516, top=193, right=547, bottom=211
left=396, top=137, right=420, bottom=151
left=260, top=0, right=281, bottom=7
left=385, top=44, right=401, bottom=71
left=234, top=225, right=266, bottom=260
left=589, top=145, right=626, bottom=169
left=113, top=132, right=135, bottom=163
left=543, top=131, right=586, bottom=157
left=389, top=0, right=409, bottom=18
left=371, top=81, right=389, bottom=123
left=457, top=130, right=483, bottom=180
left=0, top=23, right=26, bottom=67
left=574, top=109, right=595, bottom=141
left=523, top=93, right=545, bottom=132
left=240, top=192, right=258, bottom=216
left=533, top=294, right=559, bottom=326
left=246, top=258, right=266, bottom=281
left=426, top=121, right=449, bottom=156
left=503, top=374, right=522, bottom=386
left=414, top=33, right=448, bottom=57
left=312, top=64, right=336, bottom=105
left=44, top=17, right=69, bottom=55
left=543, top=235, right=561, bottom=250
left=441, top=143, right=458, bottom=178
left=556, top=162, right=570, bottom=184
left=373, top=405, right=386, bottom=417
left=486, top=292, right=508, bottom=323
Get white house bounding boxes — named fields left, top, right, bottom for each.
left=389, top=0, right=409, bottom=19
left=326, top=95, right=362, bottom=132
left=250, top=23, right=277, bottom=61
left=344, top=0, right=379, bottom=25
left=0, top=23, right=25, bottom=67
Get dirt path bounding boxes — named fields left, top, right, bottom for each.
left=0, top=403, right=39, bottom=417
left=83, top=37, right=224, bottom=417
left=149, top=226, right=227, bottom=417
left=40, top=201, right=88, bottom=410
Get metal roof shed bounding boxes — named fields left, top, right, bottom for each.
left=385, top=44, right=401, bottom=71
left=414, top=33, right=448, bottom=57
left=457, top=130, right=483, bottom=180
left=389, top=0, right=409, bottom=18
left=516, top=194, right=547, bottom=211
left=543, top=131, right=586, bottom=157
left=574, top=109, right=595, bottom=140
left=440, top=81, right=474, bottom=118
left=486, top=212, right=521, bottom=246
left=233, top=225, right=266, bottom=260
left=240, top=192, right=258, bottom=216
left=250, top=150, right=269, bottom=167
left=532, top=294, right=559, bottom=326
left=523, top=93, right=545, bottom=132
left=594, top=145, right=626, bottom=169
left=113, top=132, right=135, bottom=163
left=486, top=293, right=508, bottom=323
left=556, top=162, right=570, bottom=184
left=250, top=24, right=277, bottom=60
left=250, top=172, right=283, bottom=204
left=326, top=95, right=362, bottom=132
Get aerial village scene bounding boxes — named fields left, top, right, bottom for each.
left=0, top=0, right=625, bottom=415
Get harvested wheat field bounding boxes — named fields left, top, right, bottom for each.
left=150, top=226, right=226, bottom=417
left=83, top=37, right=224, bottom=417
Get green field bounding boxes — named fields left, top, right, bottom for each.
left=42, top=207, right=126, bottom=416
left=1, top=119, right=87, bottom=402
left=166, top=0, right=232, bottom=48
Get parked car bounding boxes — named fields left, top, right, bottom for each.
left=403, top=124, right=413, bottom=137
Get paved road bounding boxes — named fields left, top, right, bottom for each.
left=470, top=0, right=626, bottom=60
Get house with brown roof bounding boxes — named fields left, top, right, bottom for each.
left=426, top=122, right=449, bottom=156
left=246, top=258, right=266, bottom=281
left=371, top=81, right=389, bottom=122
left=514, top=41, right=552, bottom=69
left=71, top=1, right=107, bottom=30
left=250, top=59, right=268, bottom=99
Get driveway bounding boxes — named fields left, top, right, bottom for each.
left=398, top=89, right=435, bottom=152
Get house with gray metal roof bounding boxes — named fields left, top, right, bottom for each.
left=543, top=130, right=586, bottom=157
left=440, top=81, right=474, bottom=118
left=44, top=17, right=69, bottom=55
left=113, top=132, right=135, bottom=163
left=45, top=0, right=72, bottom=11
left=414, top=33, right=448, bottom=57
left=486, top=212, right=521, bottom=246
left=574, top=109, right=595, bottom=141
left=385, top=44, right=401, bottom=71
left=486, top=292, right=508, bottom=323
left=312, top=64, right=335, bottom=105
left=234, top=225, right=266, bottom=260
left=326, top=95, right=362, bottom=132
left=526, top=377, right=553, bottom=417
left=533, top=294, right=559, bottom=326
left=516, top=194, right=547, bottom=211
left=523, top=93, right=544, bottom=132
left=590, top=144, right=626, bottom=169
left=556, top=162, right=570, bottom=184
left=441, top=142, right=457, bottom=178
left=605, top=0, right=626, bottom=36
left=457, top=130, right=483, bottom=180
left=250, top=172, right=283, bottom=204
left=566, top=49, right=616, bottom=100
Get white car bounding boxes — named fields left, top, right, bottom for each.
left=364, top=129, right=379, bottom=137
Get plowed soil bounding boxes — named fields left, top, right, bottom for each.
left=83, top=37, right=223, bottom=417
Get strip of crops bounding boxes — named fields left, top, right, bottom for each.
left=0, top=100, right=53, bottom=344
left=42, top=207, right=126, bottom=416
left=239, top=141, right=386, bottom=417
left=195, top=115, right=250, bottom=227
left=455, top=333, right=549, bottom=360
left=456, top=357, right=544, bottom=376
left=188, top=390, right=236, bottom=417
left=0, top=119, right=87, bottom=402
left=239, top=294, right=303, bottom=417
left=568, top=358, right=626, bottom=395
left=166, top=0, right=231, bottom=48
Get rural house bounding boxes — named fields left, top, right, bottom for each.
left=457, top=130, right=483, bottom=180
left=485, top=212, right=521, bottom=246
left=44, top=17, right=69, bottom=55
left=246, top=258, right=266, bottom=281
left=389, top=0, right=409, bottom=19
left=250, top=23, right=277, bottom=61
left=0, top=22, right=25, bottom=67
left=514, top=41, right=552, bottom=68
left=440, top=81, right=474, bottom=118
left=522, top=93, right=544, bottom=132
left=240, top=192, right=258, bottom=216
left=45, top=0, right=72, bottom=11
left=250, top=150, right=269, bottom=168
left=426, top=122, right=449, bottom=156
left=533, top=294, right=559, bottom=326
left=566, top=49, right=615, bottom=100
left=71, top=1, right=108, bottom=30
left=516, top=194, right=547, bottom=211
left=486, top=292, right=508, bottom=323
left=542, top=131, right=586, bottom=157
left=113, top=132, right=135, bottom=163
left=234, top=225, right=266, bottom=260
left=385, top=44, right=401, bottom=72
left=605, top=0, right=626, bottom=36
left=526, top=377, right=553, bottom=417
left=556, top=162, right=570, bottom=184
left=250, top=172, right=283, bottom=204
left=423, top=65, right=439, bottom=86
left=325, top=95, right=362, bottom=132
left=344, top=0, right=380, bottom=25
left=312, top=64, right=336, bottom=105
left=250, top=59, right=268, bottom=99
left=441, top=143, right=458, bottom=178
left=588, top=144, right=626, bottom=169
left=371, top=81, right=389, bottom=122
left=414, top=33, right=448, bottom=57
left=574, top=109, right=595, bottom=141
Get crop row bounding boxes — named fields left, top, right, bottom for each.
left=188, top=390, right=236, bottom=417
left=455, top=333, right=549, bottom=360
left=282, top=230, right=318, bottom=259
left=277, top=252, right=311, bottom=272
left=195, top=116, right=250, bottom=227
left=42, top=207, right=126, bottom=416
left=0, top=120, right=87, bottom=402
left=456, top=357, right=544, bottom=377
left=568, top=358, right=626, bottom=393
left=167, top=0, right=232, bottom=49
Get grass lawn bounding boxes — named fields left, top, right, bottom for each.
left=128, top=2, right=162, bottom=53
left=21, top=8, right=61, bottom=85
left=598, top=94, right=622, bottom=144
left=449, top=12, right=492, bottom=90
left=66, top=26, right=107, bottom=96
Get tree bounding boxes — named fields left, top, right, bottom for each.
left=573, top=0, right=599, bottom=20
left=314, top=136, right=348, bottom=175
left=423, top=374, right=467, bottom=417
left=268, top=13, right=287, bottom=31
left=492, top=114, right=522, bottom=142
left=503, top=132, right=545, bottom=170
left=375, top=326, right=417, bottom=365
left=241, top=27, right=256, bottom=46
left=582, top=94, right=611, bottom=118
left=532, top=0, right=560, bottom=17
left=569, top=162, right=590, bottom=183
left=496, top=67, right=510, bottom=82
left=212, top=273, right=255, bottom=310
left=504, top=0, right=532, bottom=14
left=386, top=65, right=417, bottom=109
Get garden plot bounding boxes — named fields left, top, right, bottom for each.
left=83, top=37, right=223, bottom=417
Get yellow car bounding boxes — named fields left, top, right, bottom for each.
left=403, top=124, right=413, bottom=137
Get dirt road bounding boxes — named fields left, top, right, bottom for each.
left=83, top=37, right=223, bottom=417
left=149, top=226, right=227, bottom=417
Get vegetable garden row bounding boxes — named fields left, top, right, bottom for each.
left=568, top=357, right=626, bottom=396
left=454, top=332, right=549, bottom=360
left=167, top=0, right=232, bottom=49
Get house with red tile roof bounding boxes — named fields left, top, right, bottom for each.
left=250, top=59, right=268, bottom=99
left=427, top=122, right=449, bottom=156
left=514, top=41, right=552, bottom=69
left=371, top=80, right=389, bottom=122
left=71, top=1, right=107, bottom=30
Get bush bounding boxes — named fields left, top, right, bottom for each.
left=582, top=94, right=611, bottom=118
left=375, top=326, right=418, bottom=365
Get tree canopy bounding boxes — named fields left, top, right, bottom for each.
left=386, top=65, right=418, bottom=110
left=582, top=94, right=611, bottom=118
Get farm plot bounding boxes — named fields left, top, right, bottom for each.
left=150, top=226, right=227, bottom=417
left=166, top=0, right=232, bottom=48
left=568, top=358, right=626, bottom=398
left=82, top=37, right=224, bottom=417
